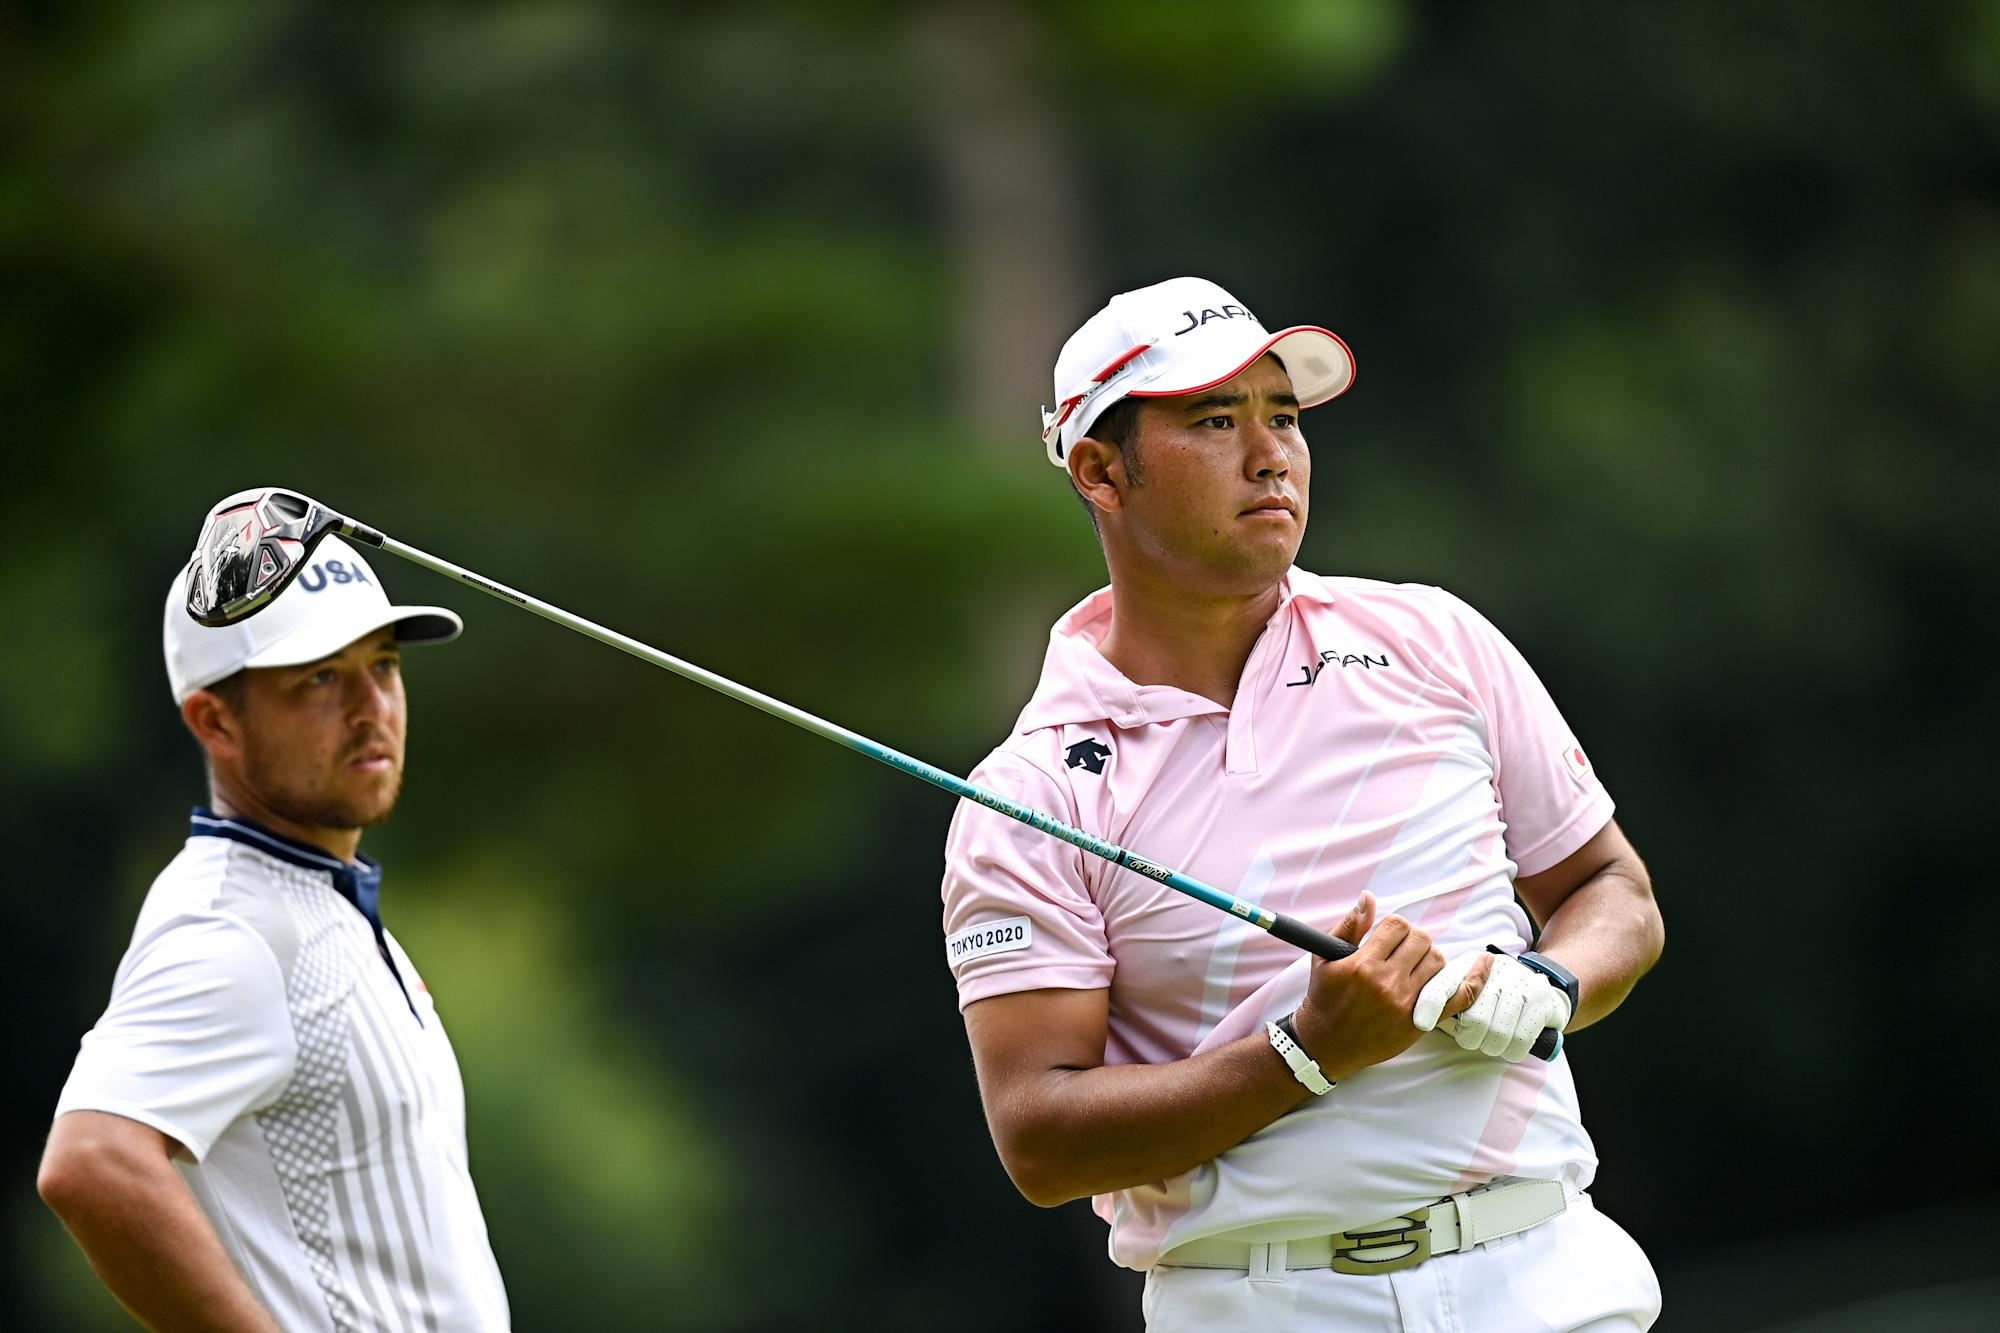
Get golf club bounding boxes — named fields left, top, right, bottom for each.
left=184, top=486, right=1561, bottom=1062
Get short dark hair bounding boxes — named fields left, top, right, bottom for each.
left=1068, top=397, right=1144, bottom=532
left=204, top=669, right=249, bottom=713
left=188, top=669, right=250, bottom=786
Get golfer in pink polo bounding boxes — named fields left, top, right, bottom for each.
left=940, top=277, right=1665, bottom=1331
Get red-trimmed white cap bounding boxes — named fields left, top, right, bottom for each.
left=1041, top=276, right=1355, bottom=467
left=163, top=535, right=461, bottom=704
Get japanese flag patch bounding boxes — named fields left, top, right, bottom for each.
left=1561, top=741, right=1592, bottom=783
left=945, top=916, right=1033, bottom=968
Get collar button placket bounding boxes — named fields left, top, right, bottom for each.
left=1226, top=611, right=1289, bottom=776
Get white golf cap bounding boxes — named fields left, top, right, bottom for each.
left=1041, top=275, right=1356, bottom=467
left=163, top=535, right=462, bottom=704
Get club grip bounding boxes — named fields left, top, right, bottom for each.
left=1266, top=911, right=1356, bottom=961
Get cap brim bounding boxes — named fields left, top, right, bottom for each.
left=241, top=604, right=464, bottom=671
left=1127, top=325, right=1356, bottom=407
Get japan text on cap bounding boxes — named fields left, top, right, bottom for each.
left=163, top=535, right=461, bottom=704
left=1041, top=276, right=1355, bottom=467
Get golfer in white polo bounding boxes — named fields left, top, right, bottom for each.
left=39, top=537, right=510, bottom=1331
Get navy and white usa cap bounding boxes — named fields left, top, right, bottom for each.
left=163, top=535, right=461, bottom=704
left=1040, top=276, right=1356, bottom=467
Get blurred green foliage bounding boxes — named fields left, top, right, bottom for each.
left=7, top=2, right=1994, bottom=1329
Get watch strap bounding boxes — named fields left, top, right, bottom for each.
left=1516, top=949, right=1581, bottom=1024
left=1267, top=1015, right=1334, bottom=1095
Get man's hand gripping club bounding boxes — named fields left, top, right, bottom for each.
left=1413, top=951, right=1572, bottom=1064
left=1287, top=891, right=1477, bottom=1081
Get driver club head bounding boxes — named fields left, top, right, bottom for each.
left=184, top=487, right=351, bottom=626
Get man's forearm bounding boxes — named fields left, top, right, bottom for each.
left=40, top=1116, right=280, bottom=1333
left=969, top=896, right=1455, bottom=1208
left=1533, top=862, right=1664, bottom=1031
left=995, top=1029, right=1313, bottom=1206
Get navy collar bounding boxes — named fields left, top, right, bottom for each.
left=190, top=807, right=385, bottom=927
left=189, top=806, right=419, bottom=1023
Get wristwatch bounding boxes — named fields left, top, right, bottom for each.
left=1267, top=1014, right=1335, bottom=1095
left=1516, top=950, right=1581, bottom=1025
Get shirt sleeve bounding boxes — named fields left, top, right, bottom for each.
left=1439, top=590, right=1616, bottom=877
left=940, top=749, right=1116, bottom=1011
left=54, top=912, right=298, bottom=1162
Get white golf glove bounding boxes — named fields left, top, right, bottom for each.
left=1413, top=951, right=1572, bottom=1064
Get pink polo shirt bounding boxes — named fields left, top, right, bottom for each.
left=940, top=568, right=1614, bottom=1271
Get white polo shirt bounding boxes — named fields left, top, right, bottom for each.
left=940, top=569, right=1615, bottom=1270
left=55, top=811, right=509, bottom=1331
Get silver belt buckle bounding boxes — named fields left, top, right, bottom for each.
left=1329, top=1206, right=1432, bottom=1275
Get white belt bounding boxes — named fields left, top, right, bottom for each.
left=1158, top=1178, right=1569, bottom=1277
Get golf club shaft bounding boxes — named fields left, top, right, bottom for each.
left=347, top=521, right=1557, bottom=1061
left=349, top=525, right=1351, bottom=961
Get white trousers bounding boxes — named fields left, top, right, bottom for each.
left=1142, top=1194, right=1660, bottom=1332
